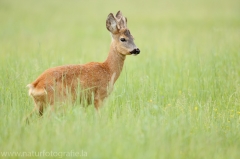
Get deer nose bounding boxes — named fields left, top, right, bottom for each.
left=130, top=48, right=140, bottom=55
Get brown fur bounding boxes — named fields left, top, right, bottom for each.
left=26, top=11, right=140, bottom=117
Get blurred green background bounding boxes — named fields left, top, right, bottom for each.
left=0, top=0, right=239, bottom=159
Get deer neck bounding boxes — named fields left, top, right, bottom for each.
left=103, top=42, right=126, bottom=82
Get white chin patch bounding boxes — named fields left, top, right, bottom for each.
left=131, top=54, right=138, bottom=56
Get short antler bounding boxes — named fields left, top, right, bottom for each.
left=115, top=10, right=127, bottom=29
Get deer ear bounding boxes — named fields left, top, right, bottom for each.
left=106, top=13, right=118, bottom=34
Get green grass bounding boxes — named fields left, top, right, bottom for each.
left=0, top=0, right=240, bottom=158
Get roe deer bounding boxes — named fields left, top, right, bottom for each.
left=26, top=11, right=140, bottom=117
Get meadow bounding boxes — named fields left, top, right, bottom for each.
left=0, top=0, right=239, bottom=158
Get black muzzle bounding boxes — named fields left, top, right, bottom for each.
left=130, top=48, right=140, bottom=55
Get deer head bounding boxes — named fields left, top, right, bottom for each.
left=106, top=11, right=140, bottom=56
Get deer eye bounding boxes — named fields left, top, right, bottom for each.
left=120, top=38, right=126, bottom=42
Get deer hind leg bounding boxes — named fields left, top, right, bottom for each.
left=24, top=97, right=46, bottom=124
left=32, top=96, right=46, bottom=116
left=25, top=85, right=47, bottom=123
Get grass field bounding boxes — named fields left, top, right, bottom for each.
left=0, top=0, right=240, bottom=158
